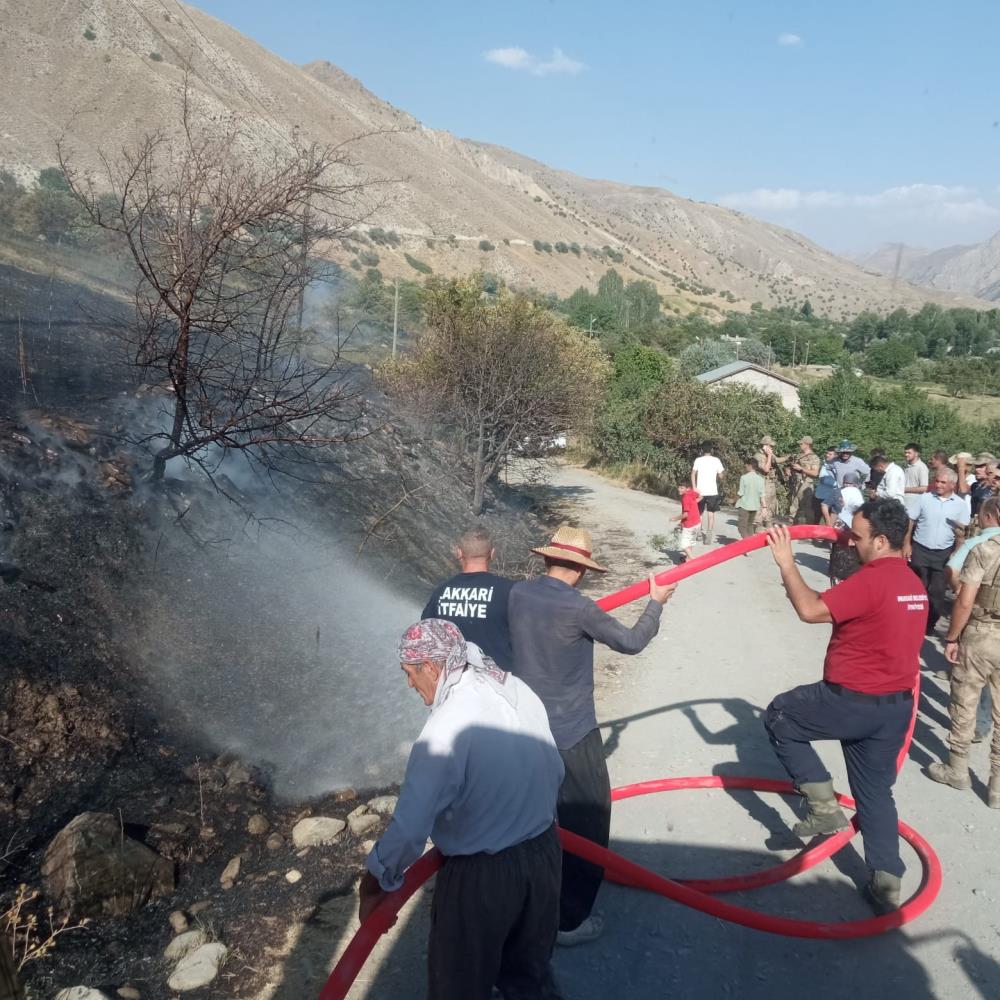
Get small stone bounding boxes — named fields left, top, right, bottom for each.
left=151, top=822, right=187, bottom=837
left=247, top=814, right=270, bottom=836
left=167, top=942, right=227, bottom=992
left=291, top=817, right=345, bottom=848
left=347, top=804, right=367, bottom=820
left=164, top=928, right=208, bottom=962
left=285, top=869, right=302, bottom=884
left=168, top=910, right=189, bottom=934
left=199, top=825, right=216, bottom=841
left=366, top=795, right=398, bottom=816
left=220, top=855, right=241, bottom=889
left=361, top=839, right=376, bottom=854
left=117, top=987, right=142, bottom=1000
left=265, top=833, right=284, bottom=851
left=224, top=760, right=252, bottom=787
left=55, top=990, right=111, bottom=1000
left=348, top=813, right=380, bottom=837
left=188, top=900, right=212, bottom=916
left=334, top=788, right=357, bottom=803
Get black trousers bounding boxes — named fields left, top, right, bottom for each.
left=909, top=540, right=952, bottom=631
left=764, top=681, right=911, bottom=877
left=556, top=727, right=612, bottom=931
left=428, top=824, right=562, bottom=1000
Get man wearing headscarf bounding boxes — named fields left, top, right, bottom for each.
left=360, top=619, right=565, bottom=1000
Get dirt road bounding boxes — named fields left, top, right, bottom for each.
left=292, top=462, right=1000, bottom=1000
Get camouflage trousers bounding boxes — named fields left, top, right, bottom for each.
left=948, top=622, right=1000, bottom=770
left=758, top=478, right=779, bottom=528
left=788, top=482, right=816, bottom=524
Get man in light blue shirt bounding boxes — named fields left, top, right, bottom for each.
left=906, top=468, right=971, bottom=634
left=361, top=619, right=564, bottom=1000
left=833, top=440, right=871, bottom=488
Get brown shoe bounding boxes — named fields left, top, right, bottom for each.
left=927, top=753, right=971, bottom=790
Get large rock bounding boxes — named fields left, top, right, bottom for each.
left=163, top=929, right=207, bottom=962
left=291, top=817, right=345, bottom=848
left=41, top=813, right=174, bottom=918
left=166, top=942, right=227, bottom=992
left=348, top=813, right=379, bottom=837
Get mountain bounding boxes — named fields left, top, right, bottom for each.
left=851, top=235, right=1000, bottom=302
left=0, top=0, right=990, bottom=317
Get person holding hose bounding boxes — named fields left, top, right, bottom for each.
left=360, top=619, right=565, bottom=1000
left=762, top=498, right=926, bottom=914
left=508, top=525, right=675, bottom=945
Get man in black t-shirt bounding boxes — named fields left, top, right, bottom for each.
left=422, top=526, right=514, bottom=668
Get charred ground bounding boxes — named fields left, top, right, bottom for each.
left=0, top=259, right=549, bottom=997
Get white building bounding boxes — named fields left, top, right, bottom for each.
left=695, top=361, right=801, bottom=414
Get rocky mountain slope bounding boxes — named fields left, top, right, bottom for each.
left=852, top=233, right=1000, bottom=302
left=0, top=0, right=989, bottom=318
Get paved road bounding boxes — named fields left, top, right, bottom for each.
left=289, top=463, right=1000, bottom=1000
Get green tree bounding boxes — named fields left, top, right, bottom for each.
left=861, top=339, right=916, bottom=377
left=383, top=275, right=609, bottom=513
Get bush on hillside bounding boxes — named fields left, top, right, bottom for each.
left=404, top=253, right=432, bottom=274
left=478, top=239, right=494, bottom=251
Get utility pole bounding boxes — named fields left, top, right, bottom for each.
left=803, top=342, right=810, bottom=368
left=392, top=277, right=399, bottom=358
left=589, top=315, right=596, bottom=337
left=792, top=336, right=797, bottom=368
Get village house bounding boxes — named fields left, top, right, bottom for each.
left=695, top=361, right=801, bottom=414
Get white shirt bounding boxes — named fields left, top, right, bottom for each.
left=366, top=662, right=563, bottom=891
left=692, top=455, right=724, bottom=497
left=876, top=462, right=906, bottom=504
left=838, top=485, right=865, bottom=528
left=903, top=459, right=929, bottom=517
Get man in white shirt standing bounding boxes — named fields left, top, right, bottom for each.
left=691, top=442, right=725, bottom=544
left=873, top=454, right=906, bottom=506
left=905, top=468, right=971, bottom=635
left=361, top=619, right=565, bottom=1000
left=903, top=443, right=930, bottom=518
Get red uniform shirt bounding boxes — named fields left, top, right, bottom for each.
left=819, top=556, right=927, bottom=694
left=681, top=490, right=701, bottom=528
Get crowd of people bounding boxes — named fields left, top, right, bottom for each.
left=349, top=447, right=1000, bottom=997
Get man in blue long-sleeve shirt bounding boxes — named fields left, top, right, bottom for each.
left=509, top=524, right=675, bottom=945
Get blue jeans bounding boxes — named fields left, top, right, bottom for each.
left=764, top=681, right=911, bottom=877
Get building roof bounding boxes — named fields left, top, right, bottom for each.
left=695, top=361, right=800, bottom=388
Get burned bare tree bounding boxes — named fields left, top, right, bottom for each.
left=58, top=95, right=378, bottom=484
left=383, top=275, right=610, bottom=514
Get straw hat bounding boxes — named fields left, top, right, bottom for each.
left=948, top=451, right=975, bottom=464
left=531, top=524, right=608, bottom=572
left=974, top=452, right=996, bottom=466
left=760, top=435, right=776, bottom=447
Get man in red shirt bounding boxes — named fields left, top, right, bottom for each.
left=763, top=498, right=927, bottom=914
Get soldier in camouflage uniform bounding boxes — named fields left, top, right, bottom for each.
left=753, top=435, right=783, bottom=528
left=788, top=435, right=821, bottom=523
left=928, top=496, right=1000, bottom=807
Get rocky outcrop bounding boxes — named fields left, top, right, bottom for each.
left=41, top=813, right=174, bottom=918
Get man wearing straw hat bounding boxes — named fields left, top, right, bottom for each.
left=508, top=525, right=676, bottom=945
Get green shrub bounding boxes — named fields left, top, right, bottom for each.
left=149, top=51, right=164, bottom=61
left=358, top=249, right=380, bottom=267
left=533, top=239, right=544, bottom=252
left=404, top=252, right=433, bottom=274
left=478, top=239, right=495, bottom=251
left=554, top=241, right=569, bottom=254
left=83, top=27, right=96, bottom=40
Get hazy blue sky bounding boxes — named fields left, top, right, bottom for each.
left=195, top=0, right=1000, bottom=253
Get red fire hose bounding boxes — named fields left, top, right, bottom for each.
left=319, top=525, right=942, bottom=999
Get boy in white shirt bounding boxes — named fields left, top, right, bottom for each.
left=691, top=442, right=725, bottom=545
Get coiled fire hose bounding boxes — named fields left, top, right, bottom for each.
left=319, top=524, right=942, bottom=999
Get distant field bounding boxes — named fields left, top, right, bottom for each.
left=771, top=364, right=1000, bottom=426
